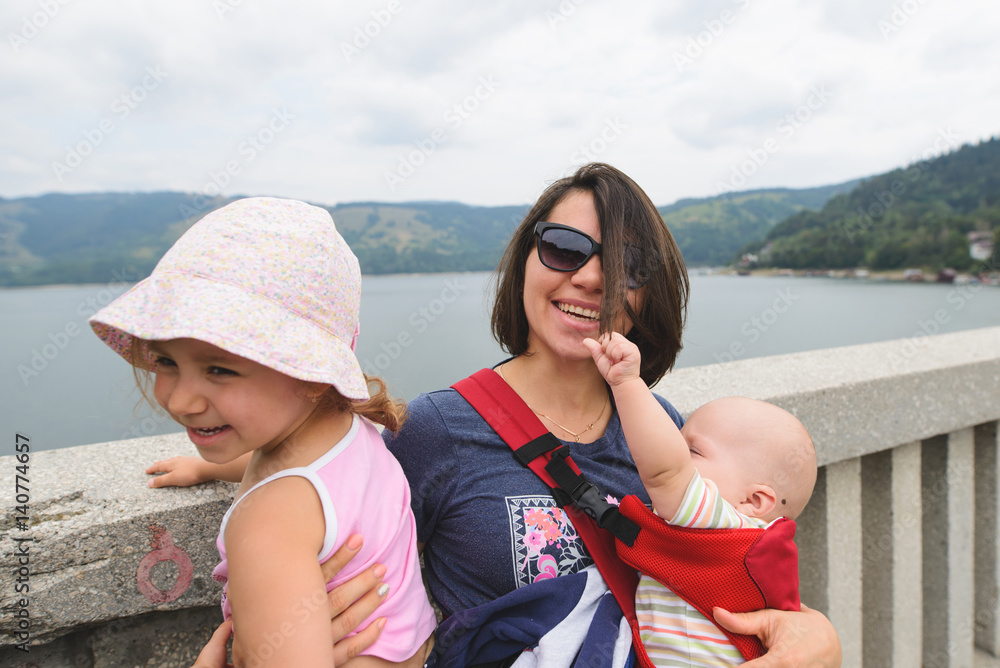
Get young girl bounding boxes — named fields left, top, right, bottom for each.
left=89, top=197, right=437, bottom=667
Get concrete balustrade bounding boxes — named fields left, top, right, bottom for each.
left=977, top=422, right=1000, bottom=657
left=2, top=325, right=1000, bottom=667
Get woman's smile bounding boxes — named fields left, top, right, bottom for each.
left=555, top=301, right=600, bottom=322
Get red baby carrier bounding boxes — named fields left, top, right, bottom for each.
left=453, top=369, right=800, bottom=666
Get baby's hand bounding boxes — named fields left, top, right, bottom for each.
left=146, top=456, right=209, bottom=488
left=583, top=332, right=642, bottom=386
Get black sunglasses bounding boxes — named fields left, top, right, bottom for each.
left=534, top=221, right=651, bottom=289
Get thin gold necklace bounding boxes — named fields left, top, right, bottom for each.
left=495, top=364, right=610, bottom=443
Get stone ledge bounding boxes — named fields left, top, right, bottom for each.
left=655, top=326, right=1000, bottom=465
left=1, top=434, right=235, bottom=648
left=0, top=605, right=219, bottom=668
left=2, top=326, right=999, bottom=660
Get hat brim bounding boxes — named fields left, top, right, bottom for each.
left=89, top=272, right=370, bottom=401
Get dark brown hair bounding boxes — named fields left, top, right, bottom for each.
left=491, top=163, right=689, bottom=385
left=129, top=338, right=406, bottom=431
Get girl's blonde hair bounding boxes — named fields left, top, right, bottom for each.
left=129, top=338, right=406, bottom=431
left=315, top=375, right=406, bottom=431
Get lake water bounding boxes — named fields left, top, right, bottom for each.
left=3, top=272, right=1000, bottom=452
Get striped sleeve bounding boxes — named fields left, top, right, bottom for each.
left=668, top=470, right=767, bottom=530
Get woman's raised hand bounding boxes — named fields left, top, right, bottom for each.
left=713, top=605, right=842, bottom=667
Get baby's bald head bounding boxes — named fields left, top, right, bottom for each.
left=683, top=397, right=817, bottom=521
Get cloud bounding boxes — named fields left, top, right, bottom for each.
left=1, top=0, right=997, bottom=206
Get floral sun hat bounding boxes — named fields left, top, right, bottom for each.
left=90, top=197, right=369, bottom=400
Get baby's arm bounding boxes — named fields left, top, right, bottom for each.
left=146, top=452, right=251, bottom=488
left=225, top=476, right=334, bottom=666
left=584, top=333, right=696, bottom=520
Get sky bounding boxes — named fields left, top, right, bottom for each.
left=2, top=0, right=998, bottom=208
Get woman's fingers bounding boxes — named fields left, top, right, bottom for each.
left=319, top=533, right=390, bottom=657
left=328, top=564, right=389, bottom=639
left=329, top=571, right=389, bottom=665
left=333, top=617, right=388, bottom=665
left=713, top=606, right=771, bottom=636
left=320, top=534, right=364, bottom=583
left=713, top=605, right=842, bottom=668
left=191, top=619, right=233, bottom=668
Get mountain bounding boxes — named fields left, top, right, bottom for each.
left=0, top=195, right=529, bottom=286
left=324, top=201, right=528, bottom=275
left=0, top=179, right=860, bottom=287
left=0, top=192, right=234, bottom=286
left=658, top=180, right=861, bottom=266
left=743, top=137, right=1000, bottom=271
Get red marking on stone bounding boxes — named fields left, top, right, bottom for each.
left=137, top=524, right=194, bottom=604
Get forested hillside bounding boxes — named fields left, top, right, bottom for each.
left=659, top=180, right=859, bottom=265
left=0, top=183, right=849, bottom=286
left=7, top=140, right=993, bottom=288
left=743, top=138, right=1000, bottom=270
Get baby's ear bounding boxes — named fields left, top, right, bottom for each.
left=742, top=484, right=777, bottom=519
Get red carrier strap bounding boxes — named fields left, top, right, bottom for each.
left=452, top=369, right=656, bottom=668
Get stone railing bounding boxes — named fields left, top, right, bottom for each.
left=2, top=326, right=999, bottom=667
left=655, top=325, right=1000, bottom=668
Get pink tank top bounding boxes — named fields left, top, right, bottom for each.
left=212, top=414, right=436, bottom=661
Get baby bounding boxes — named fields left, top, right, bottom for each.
left=584, top=332, right=816, bottom=667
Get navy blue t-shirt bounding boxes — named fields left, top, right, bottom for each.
left=383, top=383, right=684, bottom=618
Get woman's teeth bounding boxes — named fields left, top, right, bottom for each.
left=194, top=426, right=227, bottom=436
left=558, top=303, right=599, bottom=321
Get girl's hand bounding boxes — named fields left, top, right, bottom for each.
left=713, top=605, right=842, bottom=667
left=320, top=534, right=391, bottom=665
left=146, top=453, right=250, bottom=487
left=191, top=619, right=233, bottom=668
left=146, top=456, right=209, bottom=488
left=583, top=332, right=642, bottom=387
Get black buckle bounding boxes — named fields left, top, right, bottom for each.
left=544, top=445, right=640, bottom=546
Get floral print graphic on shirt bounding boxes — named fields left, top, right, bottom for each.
left=506, top=495, right=593, bottom=588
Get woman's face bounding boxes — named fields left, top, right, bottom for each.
left=523, top=190, right=639, bottom=363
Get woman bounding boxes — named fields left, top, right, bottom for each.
left=184, top=163, right=840, bottom=666
left=383, top=163, right=840, bottom=666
